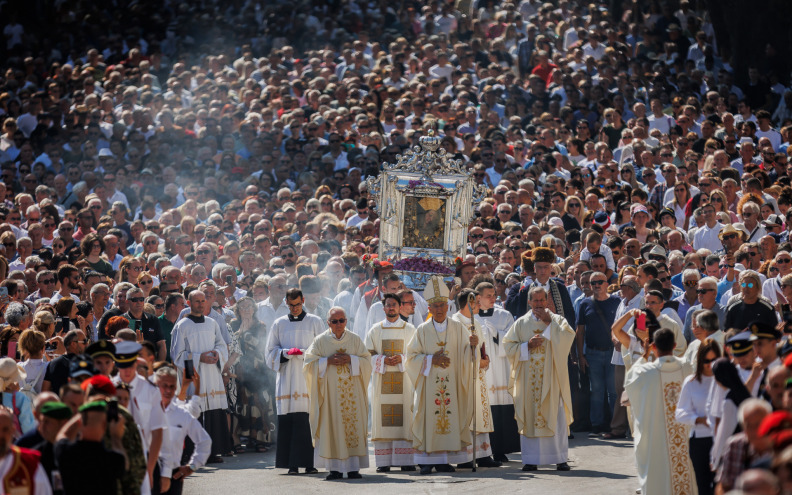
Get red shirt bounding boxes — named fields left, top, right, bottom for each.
left=531, top=63, right=558, bottom=87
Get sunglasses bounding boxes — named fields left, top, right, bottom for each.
left=328, top=318, right=347, bottom=324
left=590, top=280, right=606, bottom=286
left=683, top=280, right=698, bottom=287
left=128, top=297, right=145, bottom=302
left=696, top=288, right=714, bottom=294
left=701, top=357, right=716, bottom=365
left=740, top=282, right=755, bottom=288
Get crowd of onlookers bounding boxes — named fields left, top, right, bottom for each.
left=3, top=0, right=792, bottom=492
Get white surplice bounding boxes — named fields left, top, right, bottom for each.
left=171, top=315, right=228, bottom=411
left=264, top=312, right=325, bottom=415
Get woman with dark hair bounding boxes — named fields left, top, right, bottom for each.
left=80, top=232, right=113, bottom=277
left=676, top=339, right=722, bottom=495
left=614, top=201, right=632, bottom=229
left=54, top=297, right=78, bottom=334
left=226, top=297, right=273, bottom=453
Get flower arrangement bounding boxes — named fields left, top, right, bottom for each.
left=392, top=257, right=454, bottom=274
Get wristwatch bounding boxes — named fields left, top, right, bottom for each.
left=188, top=463, right=197, bottom=472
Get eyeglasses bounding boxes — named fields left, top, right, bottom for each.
left=701, top=357, right=716, bottom=364
left=778, top=258, right=792, bottom=264
left=696, top=288, right=714, bottom=294
left=196, top=249, right=211, bottom=256
left=128, top=297, right=145, bottom=302
left=569, top=204, right=581, bottom=208
left=154, top=303, right=165, bottom=309
left=721, top=234, right=737, bottom=241
left=741, top=282, right=755, bottom=288
left=658, top=276, right=669, bottom=283
left=683, top=280, right=698, bottom=288
left=328, top=318, right=347, bottom=324
left=590, top=280, right=606, bottom=286
left=39, top=278, right=55, bottom=284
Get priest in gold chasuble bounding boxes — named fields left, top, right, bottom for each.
left=406, top=275, right=478, bottom=475
left=504, top=286, right=576, bottom=472
left=625, top=328, right=697, bottom=495
left=304, top=307, right=373, bottom=480
left=365, top=292, right=418, bottom=471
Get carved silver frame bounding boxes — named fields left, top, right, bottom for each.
left=366, top=133, right=486, bottom=265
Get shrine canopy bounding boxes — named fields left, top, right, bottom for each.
left=366, top=132, right=486, bottom=289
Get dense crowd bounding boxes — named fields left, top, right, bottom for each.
left=1, top=0, right=792, bottom=493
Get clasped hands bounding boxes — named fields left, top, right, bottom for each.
left=384, top=355, right=402, bottom=366
left=329, top=353, right=351, bottom=366
left=199, top=350, right=219, bottom=364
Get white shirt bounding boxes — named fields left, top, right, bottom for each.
left=159, top=399, right=212, bottom=476
left=676, top=374, right=715, bottom=439
left=112, top=373, right=167, bottom=448
left=692, top=222, right=724, bottom=252
left=20, top=358, right=47, bottom=394
left=256, top=296, right=289, bottom=325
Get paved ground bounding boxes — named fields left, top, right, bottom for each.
left=185, top=435, right=639, bottom=494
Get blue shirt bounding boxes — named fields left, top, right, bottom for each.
left=576, top=295, right=621, bottom=351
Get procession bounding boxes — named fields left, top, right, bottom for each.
left=2, top=0, right=792, bottom=493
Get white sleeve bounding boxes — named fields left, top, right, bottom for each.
left=519, top=342, right=531, bottom=361
left=674, top=379, right=698, bottom=426
left=34, top=463, right=53, bottom=495
left=398, top=355, right=406, bottom=373
left=318, top=357, right=328, bottom=378
left=185, top=416, right=213, bottom=469
left=350, top=355, right=360, bottom=376
left=422, top=355, right=433, bottom=376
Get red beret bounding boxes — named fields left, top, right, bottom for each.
left=81, top=374, right=116, bottom=396
left=773, top=430, right=792, bottom=451
left=759, top=411, right=792, bottom=437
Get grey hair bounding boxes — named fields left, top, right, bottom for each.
left=682, top=268, right=701, bottom=282
left=72, top=181, right=88, bottom=195
left=24, top=256, right=43, bottom=269
left=737, top=398, right=772, bottom=426
left=695, top=310, right=720, bottom=333
left=126, top=287, right=144, bottom=298
left=113, top=281, right=135, bottom=300
left=211, top=263, right=231, bottom=279
left=63, top=330, right=81, bottom=348
left=699, top=276, right=719, bottom=289
left=3, top=302, right=28, bottom=327
left=328, top=306, right=346, bottom=318
left=199, top=279, right=217, bottom=290
left=90, top=283, right=110, bottom=297
left=154, top=366, right=178, bottom=382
